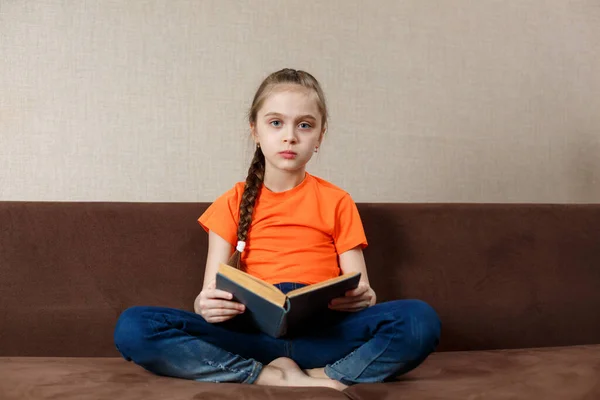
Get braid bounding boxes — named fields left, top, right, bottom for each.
left=228, top=146, right=265, bottom=269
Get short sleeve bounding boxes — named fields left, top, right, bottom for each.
left=333, top=193, right=368, bottom=254
left=198, top=186, right=240, bottom=247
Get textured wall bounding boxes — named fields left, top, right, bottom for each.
left=1, top=0, right=599, bottom=202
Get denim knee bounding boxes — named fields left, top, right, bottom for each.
left=114, top=306, right=155, bottom=360
left=399, top=300, right=441, bottom=358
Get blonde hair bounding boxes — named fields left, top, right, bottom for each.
left=228, top=68, right=329, bottom=269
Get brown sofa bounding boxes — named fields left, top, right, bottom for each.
left=1, top=202, right=599, bottom=399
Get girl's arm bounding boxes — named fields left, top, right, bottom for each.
left=329, top=246, right=377, bottom=311
left=338, top=246, right=371, bottom=286
left=194, top=231, right=245, bottom=323
left=202, top=230, right=234, bottom=290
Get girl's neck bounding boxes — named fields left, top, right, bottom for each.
left=263, top=167, right=306, bottom=193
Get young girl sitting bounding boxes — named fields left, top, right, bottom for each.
left=114, top=68, right=441, bottom=390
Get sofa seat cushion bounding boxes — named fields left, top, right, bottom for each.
left=1, top=345, right=598, bottom=399
left=346, top=344, right=600, bottom=400
left=0, top=356, right=348, bottom=400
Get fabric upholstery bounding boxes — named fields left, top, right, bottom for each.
left=1, top=345, right=598, bottom=399
left=1, top=202, right=599, bottom=398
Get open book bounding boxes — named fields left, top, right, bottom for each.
left=216, top=263, right=361, bottom=338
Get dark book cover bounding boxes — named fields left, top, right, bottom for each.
left=286, top=273, right=362, bottom=331
left=216, top=273, right=290, bottom=337
left=216, top=271, right=361, bottom=338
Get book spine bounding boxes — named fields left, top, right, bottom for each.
left=275, top=298, right=291, bottom=337
left=216, top=274, right=288, bottom=338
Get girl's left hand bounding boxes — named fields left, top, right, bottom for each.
left=328, top=282, right=377, bottom=312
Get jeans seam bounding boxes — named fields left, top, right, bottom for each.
left=326, top=310, right=399, bottom=382
left=205, top=359, right=246, bottom=375
left=241, top=361, right=263, bottom=384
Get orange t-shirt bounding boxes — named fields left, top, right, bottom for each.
left=198, top=172, right=368, bottom=285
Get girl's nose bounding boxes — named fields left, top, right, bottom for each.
left=283, top=128, right=298, bottom=143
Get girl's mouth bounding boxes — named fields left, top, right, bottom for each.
left=279, top=151, right=297, bottom=159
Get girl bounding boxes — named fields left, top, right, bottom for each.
left=114, top=68, right=441, bottom=390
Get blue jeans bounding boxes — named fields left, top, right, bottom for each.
left=114, top=282, right=441, bottom=385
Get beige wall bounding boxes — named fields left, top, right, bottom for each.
left=1, top=0, right=599, bottom=203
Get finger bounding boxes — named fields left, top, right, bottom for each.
left=206, top=308, right=244, bottom=317
left=331, top=301, right=365, bottom=309
left=205, top=288, right=234, bottom=300
left=345, top=284, right=368, bottom=297
left=205, top=315, right=235, bottom=324
left=329, top=299, right=369, bottom=310
left=330, top=294, right=369, bottom=306
left=208, top=314, right=237, bottom=323
left=204, top=299, right=245, bottom=311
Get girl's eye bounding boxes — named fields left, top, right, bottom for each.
left=270, top=120, right=312, bottom=129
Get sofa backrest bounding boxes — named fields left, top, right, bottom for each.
left=1, top=202, right=599, bottom=356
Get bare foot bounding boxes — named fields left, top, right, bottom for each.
left=305, top=367, right=328, bottom=379
left=254, top=357, right=347, bottom=391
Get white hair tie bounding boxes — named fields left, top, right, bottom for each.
left=236, top=241, right=246, bottom=252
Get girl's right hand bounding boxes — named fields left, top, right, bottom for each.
left=194, top=279, right=245, bottom=323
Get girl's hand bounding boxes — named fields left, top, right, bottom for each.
left=328, top=282, right=376, bottom=312
left=194, top=280, right=245, bottom=323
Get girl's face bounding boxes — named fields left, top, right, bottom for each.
left=251, top=85, right=325, bottom=176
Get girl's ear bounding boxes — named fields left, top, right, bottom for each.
left=250, top=122, right=259, bottom=144
left=318, top=124, right=327, bottom=145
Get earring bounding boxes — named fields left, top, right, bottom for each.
left=314, top=146, right=319, bottom=153
left=257, top=143, right=261, bottom=148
